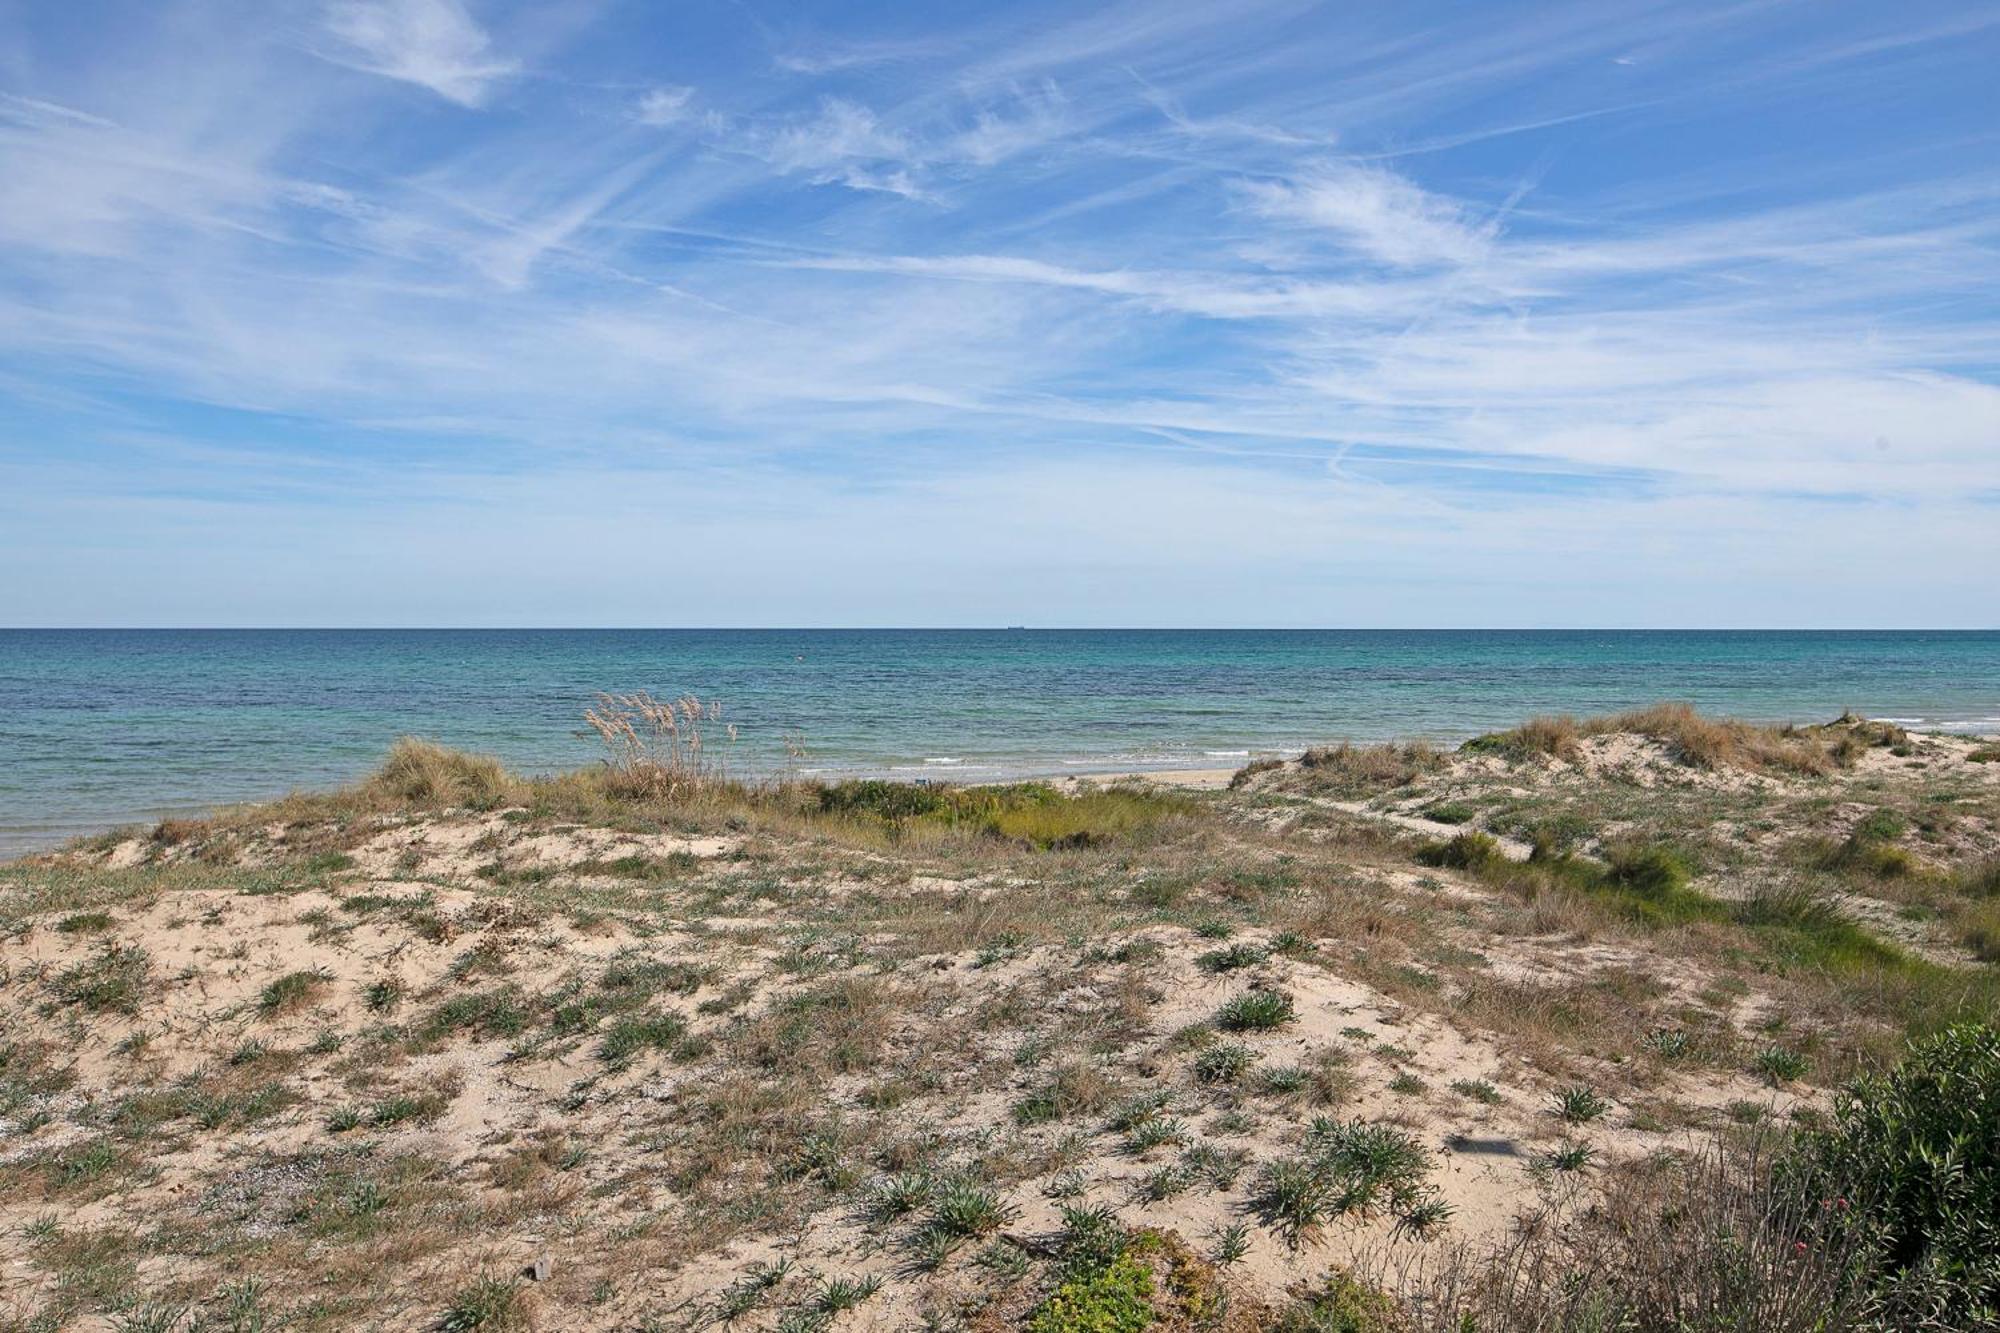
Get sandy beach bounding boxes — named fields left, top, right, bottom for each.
left=3, top=707, right=1996, bottom=1328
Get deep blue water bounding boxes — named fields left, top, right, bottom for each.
left=3, top=629, right=1998, bottom=854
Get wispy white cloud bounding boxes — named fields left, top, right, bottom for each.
left=1240, top=161, right=1496, bottom=267
left=633, top=85, right=694, bottom=127
left=1, top=0, right=1996, bottom=624
left=321, top=0, right=517, bottom=107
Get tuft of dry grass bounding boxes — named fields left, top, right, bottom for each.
left=363, top=738, right=514, bottom=808
left=1461, top=704, right=1920, bottom=776
left=1465, top=715, right=1580, bottom=761
left=1383, top=1139, right=1879, bottom=1333
left=1291, top=741, right=1445, bottom=796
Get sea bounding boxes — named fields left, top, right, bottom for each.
left=3, top=628, right=1998, bottom=856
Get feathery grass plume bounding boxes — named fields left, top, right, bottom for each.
left=583, top=691, right=737, bottom=798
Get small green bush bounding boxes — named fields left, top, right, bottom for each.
left=1028, top=1252, right=1154, bottom=1333
left=1271, top=1270, right=1397, bottom=1333
left=817, top=780, right=949, bottom=820
left=1780, top=1022, right=2000, bottom=1323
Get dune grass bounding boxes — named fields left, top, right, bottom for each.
left=1463, top=703, right=1905, bottom=776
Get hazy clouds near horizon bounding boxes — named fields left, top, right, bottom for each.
left=1, top=0, right=1997, bottom=627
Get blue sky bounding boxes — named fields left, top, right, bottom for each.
left=1, top=0, right=1996, bottom=626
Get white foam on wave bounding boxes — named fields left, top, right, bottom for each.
left=1204, top=750, right=1250, bottom=758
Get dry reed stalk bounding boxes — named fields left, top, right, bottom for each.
left=583, top=692, right=737, bottom=798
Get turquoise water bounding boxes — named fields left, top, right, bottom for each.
left=3, top=629, right=1998, bottom=854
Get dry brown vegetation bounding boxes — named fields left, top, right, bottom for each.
left=2, top=706, right=1997, bottom=1331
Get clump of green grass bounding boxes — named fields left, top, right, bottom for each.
left=1415, top=832, right=1506, bottom=873
left=1196, top=942, right=1268, bottom=973
left=1642, top=1028, right=1694, bottom=1061
left=258, top=969, right=328, bottom=1015
left=55, top=912, right=114, bottom=934
left=1450, top=1078, right=1500, bottom=1104
left=424, top=987, right=530, bottom=1041
left=598, top=1011, right=688, bottom=1065
left=927, top=1179, right=1015, bottom=1238
left=1544, top=1141, right=1596, bottom=1172
left=1192, top=1043, right=1259, bottom=1085
left=1217, top=988, right=1295, bottom=1032
left=364, top=977, right=405, bottom=1012
left=1958, top=899, right=2000, bottom=964
left=1251, top=1117, right=1446, bottom=1246
left=866, top=1171, right=932, bottom=1220
left=1602, top=842, right=1692, bottom=898
left=1753, top=1045, right=1810, bottom=1084
left=437, top=1275, right=521, bottom=1331
left=815, top=779, right=1192, bottom=850
left=1552, top=1085, right=1609, bottom=1124
left=49, top=943, right=150, bottom=1014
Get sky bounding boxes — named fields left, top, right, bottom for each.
left=1, top=0, right=1997, bottom=627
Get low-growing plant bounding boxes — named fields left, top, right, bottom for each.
left=1027, top=1252, right=1153, bottom=1333
left=49, top=943, right=150, bottom=1014
left=1127, top=1116, right=1188, bottom=1154
left=437, top=1276, right=520, bottom=1331
left=1545, top=1141, right=1596, bottom=1172
left=1252, top=1117, right=1444, bottom=1246
left=258, top=968, right=327, bottom=1014
left=1450, top=1078, right=1500, bottom=1104
left=1754, top=1044, right=1810, bottom=1084
left=1196, top=942, right=1268, bottom=973
left=928, top=1180, right=1014, bottom=1238
left=1217, top=988, right=1295, bottom=1032
left=1191, top=1042, right=1258, bottom=1084
left=1552, top=1085, right=1609, bottom=1124
left=599, top=1011, right=689, bottom=1065
left=1210, top=1222, right=1251, bottom=1266
left=1415, top=831, right=1506, bottom=872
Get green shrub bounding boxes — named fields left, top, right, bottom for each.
left=1780, top=1022, right=2000, bottom=1323
left=1028, top=1252, right=1154, bottom=1333
left=817, top=780, right=949, bottom=820
left=1271, top=1270, right=1397, bottom=1333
